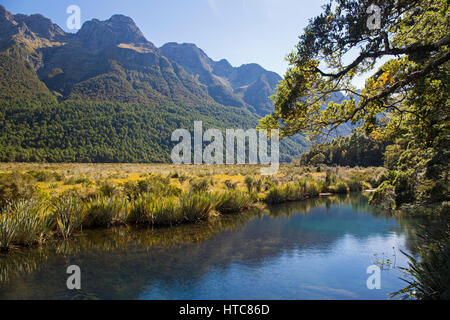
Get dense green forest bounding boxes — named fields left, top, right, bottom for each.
left=0, top=7, right=310, bottom=164
left=0, top=97, right=306, bottom=163
left=298, top=131, right=390, bottom=167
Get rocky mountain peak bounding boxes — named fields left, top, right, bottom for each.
left=0, top=5, right=67, bottom=44
left=0, top=5, right=15, bottom=22
left=74, top=14, right=154, bottom=50
left=14, top=13, right=66, bottom=41
left=160, top=42, right=213, bottom=74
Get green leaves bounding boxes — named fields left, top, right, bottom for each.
left=262, top=0, right=449, bottom=142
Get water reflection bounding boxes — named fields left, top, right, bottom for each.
left=0, top=194, right=423, bottom=300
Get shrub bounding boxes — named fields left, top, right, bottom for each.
left=370, top=181, right=396, bottom=209
left=335, top=182, right=349, bottom=194
left=244, top=176, right=255, bottom=193
left=224, top=180, right=237, bottom=190
left=0, top=173, right=35, bottom=210
left=393, top=169, right=417, bottom=206
left=27, top=171, right=53, bottom=182
left=123, top=177, right=182, bottom=200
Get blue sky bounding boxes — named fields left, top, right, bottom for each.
left=0, top=0, right=329, bottom=76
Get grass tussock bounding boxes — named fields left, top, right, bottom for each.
left=0, top=200, right=48, bottom=252
left=214, top=190, right=253, bottom=214
left=83, top=196, right=127, bottom=228
left=51, top=196, right=84, bottom=239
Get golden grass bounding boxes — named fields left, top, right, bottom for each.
left=0, top=163, right=385, bottom=196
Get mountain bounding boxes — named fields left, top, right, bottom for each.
left=160, top=43, right=282, bottom=116
left=0, top=5, right=308, bottom=163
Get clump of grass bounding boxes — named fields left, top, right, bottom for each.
left=99, top=182, right=118, bottom=197
left=180, top=192, right=215, bottom=222
left=151, top=197, right=184, bottom=226
left=305, top=180, right=321, bottom=197
left=123, top=176, right=181, bottom=200
left=214, top=190, right=253, bottom=214
left=0, top=200, right=47, bottom=252
left=254, top=179, right=263, bottom=193
left=127, top=195, right=152, bottom=225
left=0, top=214, right=16, bottom=252
left=170, top=172, right=180, bottom=179
left=177, top=174, right=189, bottom=184
left=189, top=178, right=211, bottom=193
left=347, top=177, right=372, bottom=192
left=127, top=195, right=182, bottom=226
left=265, top=186, right=288, bottom=204
left=224, top=180, right=237, bottom=190
left=83, top=197, right=127, bottom=228
left=266, top=180, right=323, bottom=204
left=51, top=195, right=84, bottom=239
left=325, top=171, right=338, bottom=187
left=244, top=176, right=255, bottom=193
left=392, top=225, right=450, bottom=300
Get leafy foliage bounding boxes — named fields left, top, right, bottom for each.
left=299, top=130, right=389, bottom=167
left=259, top=0, right=449, bottom=206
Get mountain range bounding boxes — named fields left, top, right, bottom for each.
left=0, top=5, right=340, bottom=163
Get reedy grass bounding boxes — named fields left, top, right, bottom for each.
left=51, top=196, right=84, bottom=239
left=83, top=196, right=127, bottom=228
left=0, top=200, right=48, bottom=252
left=180, top=192, right=215, bottom=222
left=214, top=190, right=253, bottom=214
left=128, top=192, right=216, bottom=226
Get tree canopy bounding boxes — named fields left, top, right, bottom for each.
left=260, top=0, right=448, bottom=138
left=260, top=0, right=449, bottom=206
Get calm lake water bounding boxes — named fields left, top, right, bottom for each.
left=0, top=194, right=420, bottom=300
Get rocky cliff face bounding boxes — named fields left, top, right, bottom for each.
left=0, top=5, right=66, bottom=45
left=73, top=15, right=154, bottom=51
left=0, top=5, right=282, bottom=116
left=160, top=42, right=282, bottom=116
left=0, top=6, right=214, bottom=105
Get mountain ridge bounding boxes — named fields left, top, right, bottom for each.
left=160, top=42, right=282, bottom=116
left=0, top=5, right=309, bottom=163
